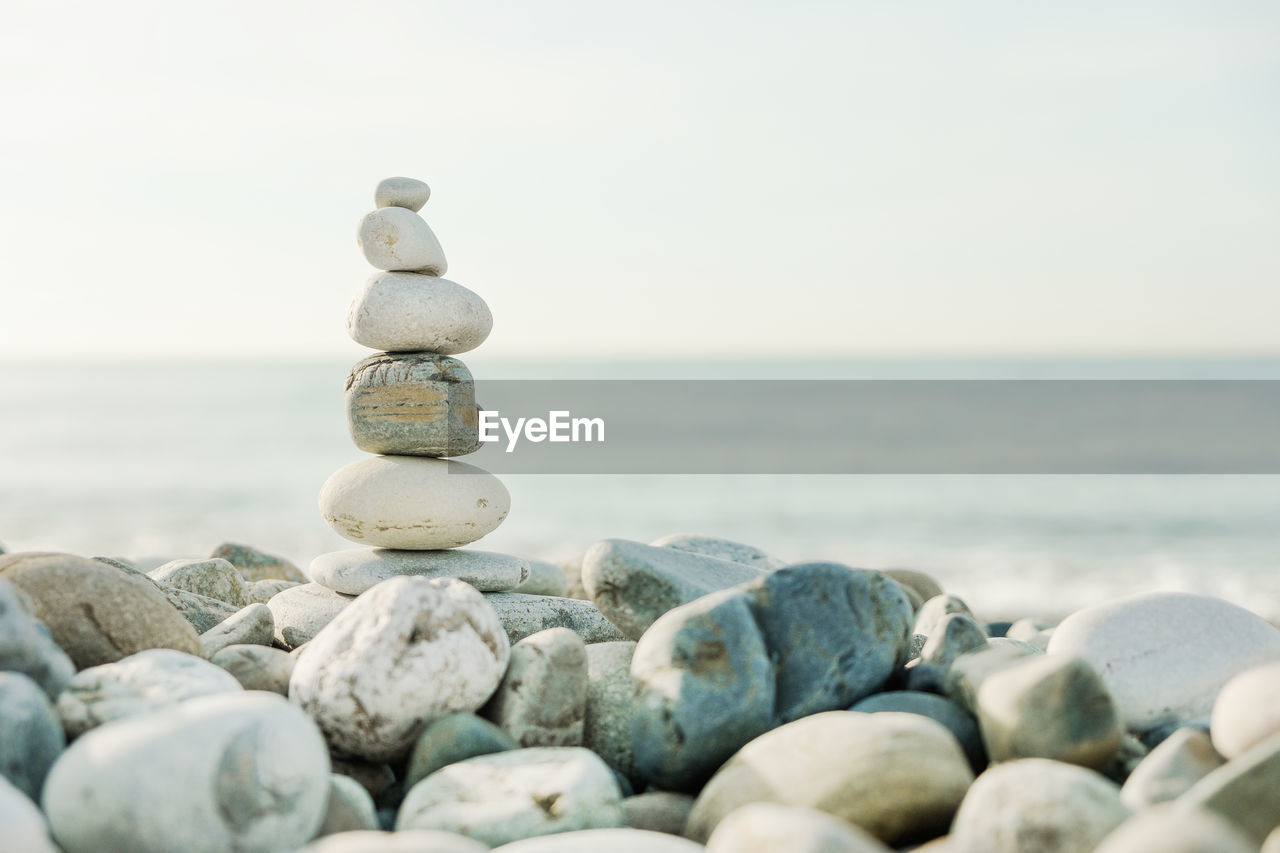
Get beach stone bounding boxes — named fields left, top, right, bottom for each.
left=559, top=555, right=590, bottom=600
left=396, top=747, right=624, bottom=845
left=914, top=594, right=976, bottom=639
left=0, top=775, right=59, bottom=853
left=166, top=586, right=241, bottom=633
left=357, top=206, right=447, bottom=274
left=1179, top=729, right=1280, bottom=844
left=745, top=563, right=914, bottom=723
left=319, top=456, right=510, bottom=550
left=582, top=538, right=768, bottom=640
left=0, top=552, right=203, bottom=668
left=631, top=588, right=774, bottom=791
left=916, top=613, right=988, bottom=669
left=310, top=548, right=529, bottom=596
left=1211, top=660, right=1280, bottom=759
left=0, top=578, right=75, bottom=697
left=0, top=672, right=63, bottom=801
left=298, top=830, right=490, bottom=853
left=687, top=711, right=973, bottom=846
left=650, top=533, right=786, bottom=571
left=291, top=576, right=510, bottom=762
left=316, top=774, right=380, bottom=837
left=492, top=828, right=703, bottom=852
left=1093, top=804, right=1256, bottom=853
left=267, top=582, right=355, bottom=649
left=585, top=641, right=639, bottom=783
left=1007, top=617, right=1054, bottom=644
left=884, top=568, right=945, bottom=605
left=986, top=620, right=1013, bottom=638
left=512, top=559, right=570, bottom=597
left=331, top=758, right=396, bottom=802
left=348, top=271, right=493, bottom=355
left=375, top=176, right=431, bottom=212
left=622, top=792, right=695, bottom=835
left=150, top=557, right=250, bottom=607
left=950, top=758, right=1129, bottom=853
left=705, top=802, right=892, bottom=853
left=200, top=602, right=275, bottom=656
left=246, top=578, right=299, bottom=603
left=1047, top=591, right=1280, bottom=732
left=405, top=712, right=519, bottom=791
left=56, top=648, right=242, bottom=737
left=850, top=691, right=985, bottom=772
left=210, top=542, right=305, bottom=583
left=43, top=691, right=329, bottom=853
left=211, top=643, right=295, bottom=694
left=944, top=640, right=1042, bottom=713
left=975, top=654, right=1123, bottom=771
left=346, top=352, right=481, bottom=457
left=894, top=583, right=925, bottom=613
left=482, top=593, right=627, bottom=644
left=92, top=555, right=140, bottom=573
left=1121, top=726, right=1224, bottom=808
left=481, top=627, right=587, bottom=747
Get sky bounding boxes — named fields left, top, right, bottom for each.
left=1, top=1, right=1277, bottom=361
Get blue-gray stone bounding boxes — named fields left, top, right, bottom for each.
left=986, top=621, right=1013, bottom=638
left=851, top=690, right=986, bottom=771
left=404, top=713, right=519, bottom=791
left=0, top=671, right=65, bottom=800
left=345, top=352, right=480, bottom=457
left=0, top=579, right=75, bottom=698
left=631, top=588, right=774, bottom=792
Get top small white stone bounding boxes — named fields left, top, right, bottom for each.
left=376, top=177, right=431, bottom=212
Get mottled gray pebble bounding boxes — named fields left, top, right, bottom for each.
left=266, top=582, right=355, bottom=649
left=482, top=627, right=586, bottom=747
left=405, top=713, right=519, bottom=791
left=0, top=671, right=64, bottom=801
left=310, top=548, right=529, bottom=596
left=200, top=602, right=275, bottom=657
left=211, top=643, right=295, bottom=695
left=482, top=593, right=627, bottom=644
left=0, top=579, right=75, bottom=698
left=149, top=557, right=249, bottom=607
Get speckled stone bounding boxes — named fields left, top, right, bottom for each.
left=200, top=603, right=275, bottom=657
left=245, top=578, right=299, bottom=604
left=356, top=206, right=447, bottom=275
left=649, top=533, right=786, bottom=571
left=0, top=579, right=75, bottom=698
left=375, top=177, right=431, bottom=212
left=347, top=272, right=493, bottom=356
left=705, top=802, right=893, bottom=853
left=0, top=672, right=64, bottom=801
left=149, top=557, right=250, bottom=607
left=345, top=352, right=481, bottom=457
left=310, top=548, right=529, bottom=596
left=211, top=643, right=295, bottom=695
left=916, top=613, right=988, bottom=669
left=482, top=593, right=627, bottom=645
left=266, top=582, right=356, bottom=650
left=210, top=542, right=305, bottom=583
left=481, top=627, right=587, bottom=747
left=914, top=594, right=976, bottom=639
left=584, top=641, right=639, bottom=784
left=511, top=560, right=570, bottom=597
left=165, top=586, right=241, bottom=634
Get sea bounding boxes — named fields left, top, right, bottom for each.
left=3, top=357, right=1279, bottom=622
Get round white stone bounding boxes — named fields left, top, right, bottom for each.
left=290, top=576, right=510, bottom=762
left=43, top=691, right=330, bottom=853
left=347, top=272, right=492, bottom=355
left=356, top=207, right=447, bottom=275
left=1212, top=661, right=1280, bottom=759
left=1047, top=592, right=1280, bottom=731
left=319, top=456, right=510, bottom=550
left=375, top=177, right=431, bottom=212
left=309, top=548, right=529, bottom=596
left=0, top=776, right=59, bottom=853
left=265, top=582, right=355, bottom=649
left=492, top=829, right=705, bottom=852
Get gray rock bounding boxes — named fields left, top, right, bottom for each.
left=975, top=654, right=1123, bottom=771
left=245, top=578, right=299, bottom=604
left=582, top=538, right=768, bottom=639
left=916, top=613, right=988, bottom=669
left=315, top=774, right=380, bottom=837
left=1179, top=729, right=1280, bottom=845
left=91, top=556, right=141, bottom=573
left=650, top=533, right=786, bottom=571
left=0, top=775, right=59, bottom=853
left=584, top=641, right=639, bottom=784
left=346, top=352, right=481, bottom=457
left=310, top=548, right=529, bottom=596
left=330, top=758, right=397, bottom=802
left=850, top=691, right=985, bottom=772
left=1121, top=727, right=1224, bottom=810
left=622, top=792, right=695, bottom=835
left=944, top=640, right=1042, bottom=713
left=558, top=555, right=590, bottom=600
left=914, top=594, right=975, bottom=639
left=687, top=711, right=974, bottom=846
left=405, top=713, right=520, bottom=791
left=267, top=582, right=356, bottom=649
left=150, top=557, right=250, bottom=606
left=0, top=672, right=64, bottom=801
left=950, top=758, right=1130, bottom=853
left=631, top=588, right=775, bottom=791
left=1006, top=617, right=1054, bottom=644
left=200, top=602, right=275, bottom=656
left=511, top=559, right=570, bottom=597
left=211, top=541, right=305, bottom=582
left=482, top=627, right=587, bottom=747
left=375, top=176, right=431, bottom=211
left=0, top=578, right=75, bottom=697
left=1211, top=660, right=1280, bottom=759
left=165, top=585, right=241, bottom=634
left=297, top=829, right=490, bottom=853
left=882, top=569, right=945, bottom=605
left=1094, top=803, right=1256, bottom=853
left=482, top=593, right=627, bottom=644
left=56, top=648, right=242, bottom=737
left=396, top=747, right=625, bottom=846
left=211, top=643, right=295, bottom=695
left=492, top=828, right=704, bottom=852
left=43, top=691, right=330, bottom=853
left=705, top=802, right=893, bottom=853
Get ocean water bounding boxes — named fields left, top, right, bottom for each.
left=3, top=357, right=1280, bottom=621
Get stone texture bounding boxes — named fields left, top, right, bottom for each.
left=43, top=691, right=329, bottom=853
left=687, top=711, right=974, bottom=846
left=949, top=758, right=1130, bottom=853
left=346, top=352, right=481, bottom=457
left=357, top=206, right=447, bottom=274
left=582, top=538, right=767, bottom=640
left=291, top=576, right=510, bottom=762
left=375, top=176, right=431, bottom=212
left=883, top=568, right=945, bottom=605
left=944, top=640, right=1043, bottom=713
left=0, top=775, right=59, bottom=853
left=481, top=627, right=587, bottom=747
left=210, top=542, right=305, bottom=583
left=298, top=830, right=490, bottom=853
left=150, top=557, right=250, bottom=606
left=56, top=648, right=242, bottom=737
left=1211, top=660, right=1280, bottom=759
left=0, top=552, right=203, bottom=668
left=491, top=829, right=704, bottom=852
left=914, top=594, right=976, bottom=639
left=246, top=578, right=299, bottom=603
left=1179, top=729, right=1280, bottom=844
left=512, top=559, right=570, bottom=597
left=915, top=613, right=988, bottom=669
left=622, top=792, right=695, bottom=836
left=650, top=533, right=786, bottom=571
left=0, top=578, right=75, bottom=697
left=310, top=548, right=529, bottom=596
left=319, top=456, right=510, bottom=550
left=1047, top=591, right=1280, bottom=731
left=705, top=802, right=893, bottom=853
left=330, top=758, right=397, bottom=802
left=165, top=586, right=241, bottom=634
left=200, top=602, right=275, bottom=657
left=1120, top=726, right=1222, bottom=808
left=405, top=712, right=519, bottom=791
left=1093, top=804, right=1256, bottom=853
left=348, top=271, right=493, bottom=355
left=266, top=582, right=356, bottom=649
left=315, top=774, right=380, bottom=837
left=584, top=641, right=639, bottom=784
left=396, top=747, right=625, bottom=846
left=850, top=691, right=985, bottom=772
left=482, top=593, right=628, bottom=644
left=0, top=672, right=63, bottom=801
left=211, top=643, right=295, bottom=695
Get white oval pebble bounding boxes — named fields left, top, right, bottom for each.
left=347, top=271, right=492, bottom=354
left=492, top=828, right=705, bottom=852
left=356, top=207, right=448, bottom=274
left=319, top=456, right=510, bottom=550
left=1211, top=661, right=1280, bottom=759
left=375, top=177, right=431, bottom=212
left=0, top=776, right=59, bottom=853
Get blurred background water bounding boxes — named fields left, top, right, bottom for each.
left=3, top=357, right=1279, bottom=622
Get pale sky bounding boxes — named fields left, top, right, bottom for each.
left=1, top=1, right=1277, bottom=360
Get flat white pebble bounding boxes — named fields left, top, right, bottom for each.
left=356, top=207, right=447, bottom=274
left=375, top=176, right=431, bottom=211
